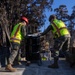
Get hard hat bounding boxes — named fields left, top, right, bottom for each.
left=49, top=15, right=56, bottom=22
left=21, top=17, right=29, bottom=24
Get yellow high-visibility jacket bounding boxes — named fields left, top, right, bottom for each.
left=51, top=19, right=70, bottom=38
left=10, top=23, right=24, bottom=44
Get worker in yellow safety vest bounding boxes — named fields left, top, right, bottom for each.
left=5, top=16, right=29, bottom=72
left=42, top=14, right=71, bottom=68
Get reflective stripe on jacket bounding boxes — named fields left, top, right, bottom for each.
left=51, top=19, right=70, bottom=38
left=10, top=23, right=23, bottom=44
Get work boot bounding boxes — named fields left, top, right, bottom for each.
left=5, top=64, right=17, bottom=72
left=48, top=63, right=59, bottom=68
left=48, top=57, right=59, bottom=68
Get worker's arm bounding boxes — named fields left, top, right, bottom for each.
left=41, top=25, right=53, bottom=35
left=21, top=25, right=27, bottom=38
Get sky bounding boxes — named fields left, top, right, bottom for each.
left=40, top=0, right=75, bottom=32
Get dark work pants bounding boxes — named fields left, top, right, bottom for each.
left=53, top=35, right=71, bottom=59
left=8, top=42, right=20, bottom=64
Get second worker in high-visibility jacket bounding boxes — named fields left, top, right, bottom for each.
left=42, top=15, right=71, bottom=68
left=5, top=16, right=29, bottom=72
